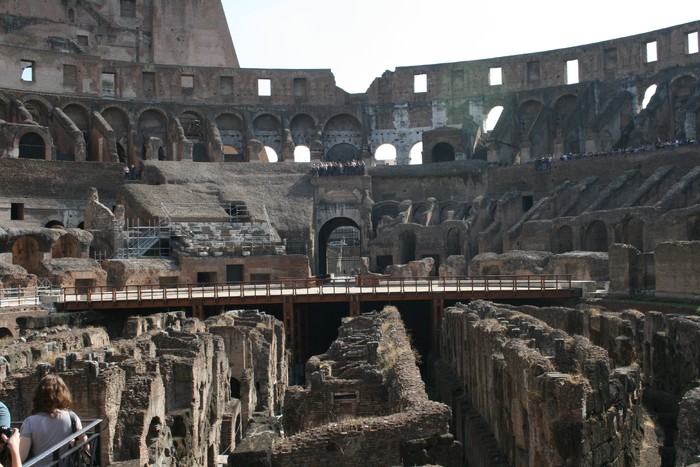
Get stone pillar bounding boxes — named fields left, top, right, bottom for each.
left=608, top=243, right=641, bottom=296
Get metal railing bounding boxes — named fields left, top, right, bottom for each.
left=20, top=418, right=102, bottom=467
left=0, top=285, right=62, bottom=308
left=58, top=275, right=575, bottom=306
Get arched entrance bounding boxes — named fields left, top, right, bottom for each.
left=583, top=221, right=608, bottom=252
left=12, top=236, right=43, bottom=273
left=180, top=111, right=207, bottom=162
left=51, top=235, right=81, bottom=258
left=326, top=143, right=359, bottom=162
left=399, top=230, right=417, bottom=264
left=318, top=218, right=361, bottom=276
left=431, top=142, right=455, bottom=162
left=19, top=132, right=46, bottom=159
left=552, top=226, right=573, bottom=253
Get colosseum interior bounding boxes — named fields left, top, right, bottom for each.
left=1, top=2, right=700, bottom=466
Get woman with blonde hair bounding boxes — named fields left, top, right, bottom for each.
left=18, top=375, right=87, bottom=467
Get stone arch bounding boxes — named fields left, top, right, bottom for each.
left=323, top=114, right=362, bottom=159
left=615, top=217, right=644, bottom=251
left=216, top=113, right=245, bottom=162
left=253, top=113, right=282, bottom=154
left=45, top=220, right=64, bottom=228
left=318, top=218, right=361, bottom=276
left=599, top=130, right=614, bottom=152
left=583, top=220, right=608, bottom=252
left=293, top=145, right=310, bottom=162
left=517, top=99, right=543, bottom=139
left=374, top=143, right=396, bottom=165
left=290, top=113, right=316, bottom=147
left=18, top=132, right=47, bottom=159
left=51, top=235, right=81, bottom=258
left=0, top=328, right=12, bottom=339
left=409, top=141, right=423, bottom=165
left=641, top=84, right=658, bottom=110
left=326, top=143, right=360, bottom=162
left=138, top=109, right=168, bottom=160
left=446, top=228, right=462, bottom=256
left=179, top=111, right=207, bottom=162
left=484, top=105, right=504, bottom=132
left=102, top=106, right=131, bottom=163
left=552, top=225, right=573, bottom=253
left=565, top=131, right=579, bottom=154
left=399, top=230, right=417, bottom=264
left=371, top=202, right=399, bottom=236
left=12, top=235, right=43, bottom=273
left=671, top=75, right=698, bottom=139
left=431, top=142, right=455, bottom=162
left=22, top=98, right=50, bottom=126
left=686, top=215, right=700, bottom=240
left=89, top=236, right=113, bottom=259
left=262, top=146, right=278, bottom=163
left=553, top=94, right=577, bottom=130
left=63, top=103, right=89, bottom=130
left=439, top=202, right=465, bottom=222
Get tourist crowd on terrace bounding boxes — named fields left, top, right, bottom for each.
left=311, top=159, right=366, bottom=177
left=531, top=138, right=699, bottom=171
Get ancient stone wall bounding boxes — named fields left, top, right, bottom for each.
left=654, top=241, right=700, bottom=300
left=435, top=300, right=643, bottom=466
left=247, top=307, right=460, bottom=467
left=0, top=309, right=287, bottom=466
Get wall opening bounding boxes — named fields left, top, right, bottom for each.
left=484, top=106, right=504, bottom=132
left=399, top=230, right=417, bottom=264
left=294, top=145, right=310, bottom=162
left=689, top=31, right=699, bottom=54
left=489, top=67, right=502, bottom=86
left=646, top=41, right=658, bottom=62
left=584, top=221, right=608, bottom=252
left=197, top=272, right=218, bottom=284
left=326, top=143, right=359, bottom=162
left=318, top=218, right=361, bottom=276
left=553, top=226, right=573, bottom=253
left=414, top=74, right=427, bottom=93
left=566, top=59, right=579, bottom=84
left=181, top=74, right=194, bottom=96
left=263, top=146, right=278, bottom=163
left=258, top=78, right=271, bottom=97
left=21, top=60, right=34, bottom=82
left=409, top=142, right=423, bottom=165
left=101, top=72, right=116, bottom=97
left=19, top=132, right=45, bottom=159
left=642, top=84, right=658, bottom=109
left=374, top=143, right=396, bottom=165
left=431, top=142, right=455, bottom=163
left=10, top=203, right=24, bottom=220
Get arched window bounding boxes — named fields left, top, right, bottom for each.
left=431, top=142, right=455, bottom=163
left=294, top=145, right=310, bottom=162
left=19, top=133, right=45, bottom=159
left=374, top=143, right=396, bottom=165
left=642, top=84, right=657, bottom=110
left=263, top=146, right=278, bottom=163
left=409, top=142, right=423, bottom=165
left=484, top=106, right=504, bottom=132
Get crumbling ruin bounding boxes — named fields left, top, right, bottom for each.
left=1, top=1, right=700, bottom=466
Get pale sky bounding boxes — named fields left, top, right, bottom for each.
left=223, top=1, right=698, bottom=94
